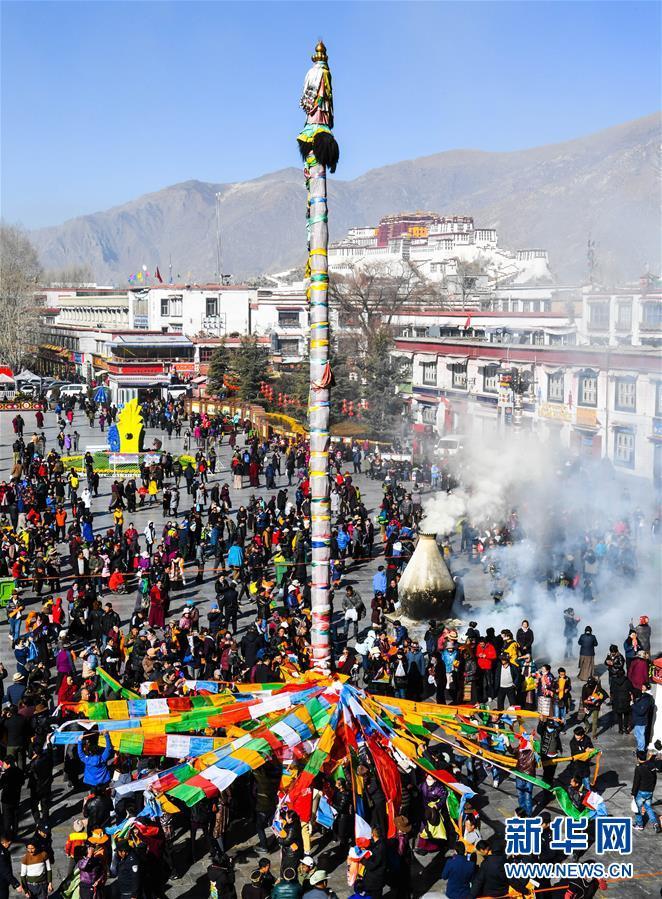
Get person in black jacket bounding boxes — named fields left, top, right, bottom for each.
left=207, top=853, right=237, bottom=899
left=115, top=840, right=142, bottom=899
left=0, top=834, right=19, bottom=899
left=568, top=727, right=595, bottom=791
left=26, top=747, right=53, bottom=826
left=609, top=670, right=634, bottom=733
left=241, top=625, right=264, bottom=668
left=278, top=808, right=303, bottom=875
left=537, top=716, right=563, bottom=788
left=358, top=828, right=387, bottom=899
left=631, top=747, right=662, bottom=832
left=332, top=778, right=354, bottom=850
left=83, top=785, right=113, bottom=831
left=516, top=620, right=534, bottom=655
left=0, top=757, right=24, bottom=840
left=470, top=839, right=510, bottom=898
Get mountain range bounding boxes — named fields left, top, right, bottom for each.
left=31, top=112, right=661, bottom=285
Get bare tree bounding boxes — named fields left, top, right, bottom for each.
left=42, top=264, right=93, bottom=287
left=445, top=254, right=491, bottom=309
left=0, top=224, right=43, bottom=371
left=329, top=260, right=445, bottom=351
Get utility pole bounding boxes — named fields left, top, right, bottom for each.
left=297, top=41, right=339, bottom=671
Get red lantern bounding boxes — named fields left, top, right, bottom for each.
left=349, top=401, right=354, bottom=417
left=342, top=399, right=347, bottom=414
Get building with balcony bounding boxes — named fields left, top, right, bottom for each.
left=581, top=285, right=662, bottom=348
left=394, top=334, right=662, bottom=484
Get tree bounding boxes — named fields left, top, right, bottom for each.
left=276, top=364, right=310, bottom=424
left=447, top=255, right=491, bottom=308
left=206, top=339, right=232, bottom=395
left=235, top=335, right=269, bottom=402
left=0, top=224, right=43, bottom=371
left=329, top=350, right=361, bottom=426
left=329, top=260, right=443, bottom=352
left=42, top=264, right=93, bottom=287
left=362, top=330, right=406, bottom=440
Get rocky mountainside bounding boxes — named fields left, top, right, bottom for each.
left=32, top=113, right=660, bottom=285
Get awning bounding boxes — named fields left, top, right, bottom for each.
left=416, top=354, right=439, bottom=364
left=192, top=375, right=207, bottom=384
left=15, top=369, right=41, bottom=382
left=108, top=375, right=171, bottom=387
left=476, top=359, right=502, bottom=371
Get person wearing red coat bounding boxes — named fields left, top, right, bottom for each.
left=476, top=638, right=497, bottom=701
left=148, top=582, right=165, bottom=628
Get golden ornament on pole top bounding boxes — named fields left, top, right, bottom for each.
left=312, top=40, right=328, bottom=62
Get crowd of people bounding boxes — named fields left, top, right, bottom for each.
left=0, top=395, right=660, bottom=899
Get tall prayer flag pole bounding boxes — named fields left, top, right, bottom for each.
left=297, top=42, right=339, bottom=670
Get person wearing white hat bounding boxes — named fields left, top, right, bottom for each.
left=298, top=855, right=316, bottom=891
left=303, top=870, right=337, bottom=899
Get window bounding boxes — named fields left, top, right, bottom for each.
left=642, top=302, right=662, bottom=327
left=589, top=303, right=609, bottom=329
left=205, top=296, right=218, bottom=317
left=401, top=358, right=413, bottom=380
left=421, top=406, right=436, bottom=424
left=616, top=302, right=632, bottom=329
left=421, top=361, right=437, bottom=386
left=578, top=373, right=598, bottom=407
left=452, top=363, right=467, bottom=389
left=615, top=378, right=636, bottom=411
left=547, top=371, right=564, bottom=403
left=160, top=298, right=169, bottom=316
left=614, top=430, right=635, bottom=469
left=169, top=296, right=183, bottom=317
left=656, top=382, right=662, bottom=417
left=279, top=338, right=300, bottom=356
left=483, top=365, right=499, bottom=393
left=278, top=310, right=301, bottom=328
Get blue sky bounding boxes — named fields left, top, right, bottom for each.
left=1, top=0, right=659, bottom=228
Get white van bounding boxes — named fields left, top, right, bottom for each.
left=435, top=435, right=465, bottom=457
left=48, top=383, right=86, bottom=401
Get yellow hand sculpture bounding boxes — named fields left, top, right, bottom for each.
left=117, top=398, right=145, bottom=453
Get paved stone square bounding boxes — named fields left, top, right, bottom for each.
left=0, top=408, right=659, bottom=897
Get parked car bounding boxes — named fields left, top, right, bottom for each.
left=435, top=434, right=465, bottom=457
left=46, top=382, right=86, bottom=402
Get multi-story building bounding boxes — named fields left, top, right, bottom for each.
left=35, top=283, right=310, bottom=396
left=140, top=284, right=309, bottom=361
left=394, top=333, right=662, bottom=484
left=329, top=212, right=554, bottom=300
left=580, top=281, right=662, bottom=347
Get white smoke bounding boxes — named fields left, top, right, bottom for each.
left=421, top=491, right=467, bottom=536
left=420, top=430, right=659, bottom=662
